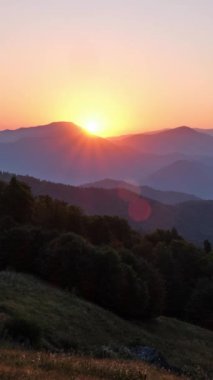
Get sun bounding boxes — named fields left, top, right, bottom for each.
left=83, top=121, right=101, bottom=135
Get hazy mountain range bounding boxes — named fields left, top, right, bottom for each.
left=82, top=178, right=200, bottom=205
left=110, top=126, right=213, bottom=155
left=0, top=122, right=154, bottom=184
left=0, top=171, right=212, bottom=245
left=1, top=122, right=213, bottom=198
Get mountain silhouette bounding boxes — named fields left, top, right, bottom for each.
left=0, top=122, right=145, bottom=184
left=110, top=126, right=213, bottom=155
left=82, top=178, right=200, bottom=204
left=0, top=122, right=195, bottom=185
left=1, top=122, right=213, bottom=197
left=146, top=160, right=213, bottom=198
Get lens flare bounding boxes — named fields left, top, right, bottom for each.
left=128, top=198, right=152, bottom=222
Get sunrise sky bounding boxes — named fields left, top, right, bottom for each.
left=1, top=0, right=213, bottom=136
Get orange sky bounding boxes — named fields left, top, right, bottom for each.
left=1, top=0, right=213, bottom=136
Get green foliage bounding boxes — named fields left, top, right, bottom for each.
left=0, top=177, right=33, bottom=223
left=0, top=225, right=58, bottom=273
left=119, top=249, right=165, bottom=318
left=146, top=228, right=183, bottom=245
left=33, top=196, right=84, bottom=234
left=134, top=233, right=213, bottom=324
left=152, top=243, right=186, bottom=317
left=85, top=215, right=133, bottom=247
left=204, top=239, right=212, bottom=254
left=39, top=232, right=97, bottom=293
left=39, top=235, right=161, bottom=319
left=185, top=279, right=213, bottom=329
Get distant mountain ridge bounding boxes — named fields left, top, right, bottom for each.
left=195, top=128, right=213, bottom=137
left=82, top=178, right=201, bottom=205
left=110, top=126, right=213, bottom=155
left=146, top=160, right=213, bottom=198
left=0, top=121, right=96, bottom=143
left=0, top=171, right=213, bottom=245
left=0, top=122, right=212, bottom=243
left=0, top=122, right=146, bottom=184
left=1, top=122, right=213, bottom=197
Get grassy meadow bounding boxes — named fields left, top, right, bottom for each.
left=0, top=271, right=211, bottom=379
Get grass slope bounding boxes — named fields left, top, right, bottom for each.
left=0, top=272, right=212, bottom=379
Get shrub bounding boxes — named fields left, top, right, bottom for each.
left=185, top=280, right=213, bottom=329
left=4, top=317, right=42, bottom=347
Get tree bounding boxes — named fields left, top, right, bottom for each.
left=86, top=216, right=111, bottom=245
left=0, top=177, right=33, bottom=223
left=33, top=196, right=68, bottom=230
left=0, top=226, right=57, bottom=274
left=133, top=238, right=155, bottom=263
left=153, top=242, right=185, bottom=317
left=185, top=280, right=213, bottom=329
left=119, top=248, right=165, bottom=318
left=146, top=228, right=182, bottom=246
left=204, top=239, right=212, bottom=254
left=39, top=232, right=97, bottom=295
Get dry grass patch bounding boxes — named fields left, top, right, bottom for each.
left=0, top=349, right=188, bottom=380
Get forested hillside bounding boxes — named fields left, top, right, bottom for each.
left=0, top=171, right=213, bottom=244
left=0, top=176, right=212, bottom=331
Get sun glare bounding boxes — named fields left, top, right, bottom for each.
left=84, top=121, right=101, bottom=135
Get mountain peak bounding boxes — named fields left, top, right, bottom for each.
left=40, top=121, right=82, bottom=132
left=177, top=125, right=191, bottom=129
left=47, top=121, right=78, bottom=128
left=171, top=126, right=197, bottom=134
left=177, top=125, right=192, bottom=130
